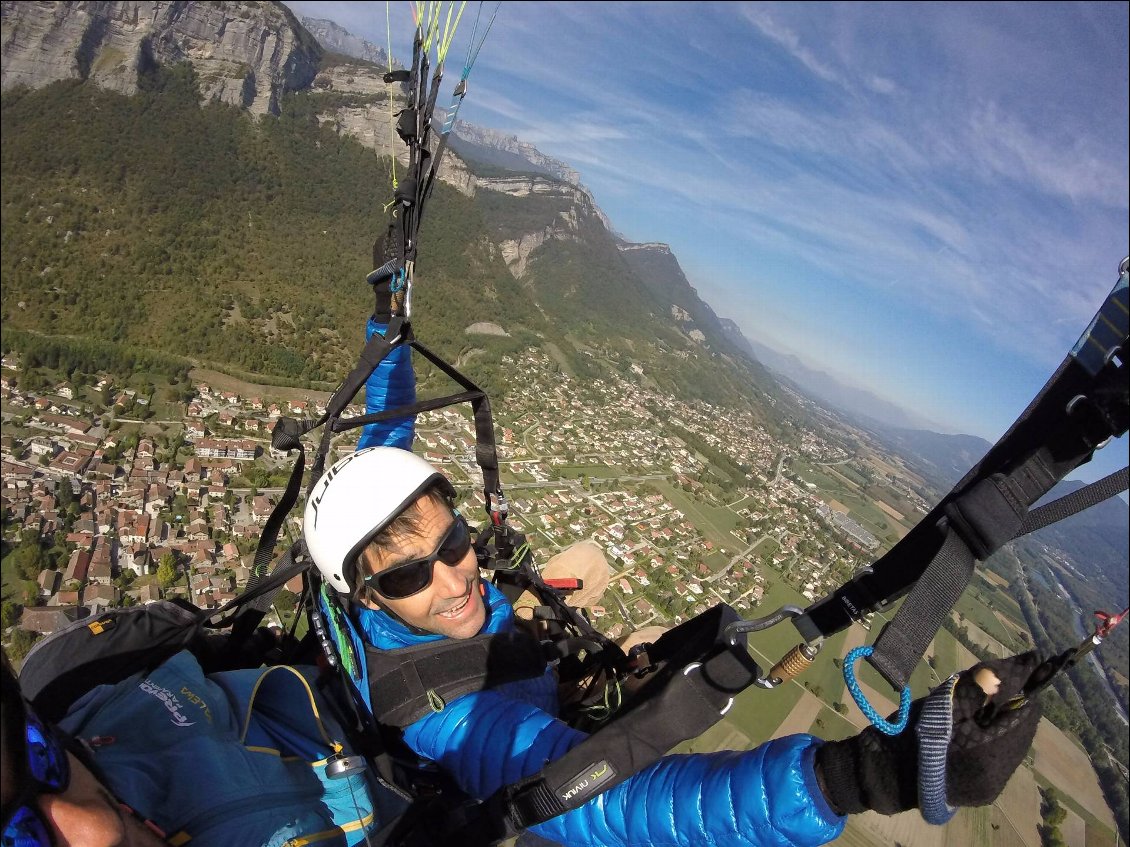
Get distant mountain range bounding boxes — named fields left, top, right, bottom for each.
left=735, top=331, right=939, bottom=432
left=299, top=16, right=396, bottom=67
left=449, top=121, right=583, bottom=186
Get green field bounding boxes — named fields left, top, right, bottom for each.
left=793, top=462, right=853, bottom=496
left=803, top=627, right=851, bottom=705
left=930, top=626, right=962, bottom=678
left=1, top=551, right=27, bottom=603
left=704, top=551, right=729, bottom=573
left=809, top=704, right=858, bottom=742
left=831, top=464, right=868, bottom=487
left=970, top=572, right=1027, bottom=628
left=556, top=464, right=622, bottom=479
left=651, top=480, right=744, bottom=547
left=726, top=675, right=806, bottom=746
left=955, top=589, right=1019, bottom=649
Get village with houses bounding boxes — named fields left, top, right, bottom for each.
left=1, top=346, right=917, bottom=656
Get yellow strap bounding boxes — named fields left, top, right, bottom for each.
left=280, top=810, right=376, bottom=847
left=240, top=666, right=342, bottom=755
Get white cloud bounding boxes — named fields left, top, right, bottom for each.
left=738, top=5, right=844, bottom=86
left=964, top=101, right=1129, bottom=209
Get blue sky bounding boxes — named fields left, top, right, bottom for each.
left=285, top=2, right=1129, bottom=485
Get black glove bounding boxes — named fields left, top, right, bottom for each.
left=369, top=220, right=407, bottom=323
left=816, top=651, right=1043, bottom=816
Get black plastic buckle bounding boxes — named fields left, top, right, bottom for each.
left=627, top=642, right=657, bottom=678
left=1065, top=394, right=1116, bottom=450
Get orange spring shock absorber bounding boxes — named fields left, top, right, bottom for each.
left=768, top=643, right=821, bottom=685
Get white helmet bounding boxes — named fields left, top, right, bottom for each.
left=304, top=446, right=455, bottom=593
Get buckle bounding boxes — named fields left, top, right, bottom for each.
left=1065, top=394, right=1115, bottom=450
left=627, top=642, right=657, bottom=677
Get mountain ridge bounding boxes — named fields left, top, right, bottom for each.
left=3, top=1, right=1122, bottom=591
left=300, top=15, right=395, bottom=67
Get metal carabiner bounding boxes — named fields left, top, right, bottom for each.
left=724, top=605, right=806, bottom=647
left=724, top=605, right=822, bottom=689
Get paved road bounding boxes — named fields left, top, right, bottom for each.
left=703, top=532, right=782, bottom=583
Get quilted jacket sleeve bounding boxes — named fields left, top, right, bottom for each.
left=403, top=688, right=845, bottom=847
left=357, top=316, right=416, bottom=450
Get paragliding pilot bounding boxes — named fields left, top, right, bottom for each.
left=301, top=444, right=1046, bottom=847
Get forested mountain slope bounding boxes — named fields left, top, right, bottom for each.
left=0, top=64, right=787, bottom=428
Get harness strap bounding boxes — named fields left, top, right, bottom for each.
left=229, top=318, right=408, bottom=645
left=366, top=631, right=548, bottom=728
left=493, top=622, right=761, bottom=831
left=869, top=528, right=975, bottom=691
left=1016, top=466, right=1128, bottom=536
left=795, top=266, right=1128, bottom=652
left=867, top=436, right=1109, bottom=692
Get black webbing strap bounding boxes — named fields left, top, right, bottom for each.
left=308, top=315, right=408, bottom=487
left=794, top=316, right=1127, bottom=648
left=230, top=318, right=409, bottom=643
left=868, top=529, right=975, bottom=690
left=868, top=455, right=1128, bottom=691
left=207, top=549, right=311, bottom=625
left=491, top=625, right=761, bottom=830
left=415, top=338, right=504, bottom=506
left=331, top=337, right=506, bottom=510
left=365, top=630, right=547, bottom=728
left=868, top=444, right=1069, bottom=690
left=1017, top=466, right=1129, bottom=537
left=942, top=456, right=1056, bottom=559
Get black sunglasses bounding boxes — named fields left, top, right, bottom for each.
left=362, top=513, right=473, bottom=599
left=2, top=698, right=71, bottom=847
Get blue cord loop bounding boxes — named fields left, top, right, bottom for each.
left=843, top=645, right=912, bottom=735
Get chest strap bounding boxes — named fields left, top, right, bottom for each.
left=366, top=630, right=548, bottom=728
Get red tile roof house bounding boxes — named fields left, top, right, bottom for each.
left=63, top=549, right=92, bottom=584
left=50, top=590, right=81, bottom=607
left=37, top=569, right=61, bottom=597
left=19, top=606, right=84, bottom=635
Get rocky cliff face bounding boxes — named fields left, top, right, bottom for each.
left=0, top=1, right=321, bottom=115
left=309, top=65, right=476, bottom=198
left=452, top=120, right=582, bottom=186
left=618, top=241, right=725, bottom=346
left=300, top=15, right=394, bottom=67
left=474, top=175, right=609, bottom=277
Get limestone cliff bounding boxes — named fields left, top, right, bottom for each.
left=0, top=0, right=321, bottom=115
left=300, top=15, right=395, bottom=68
left=452, top=120, right=582, bottom=186
left=473, top=174, right=609, bottom=278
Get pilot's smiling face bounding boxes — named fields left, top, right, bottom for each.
left=359, top=493, right=486, bottom=639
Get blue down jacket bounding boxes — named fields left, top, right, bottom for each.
left=357, top=317, right=417, bottom=451
left=353, top=587, right=845, bottom=847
